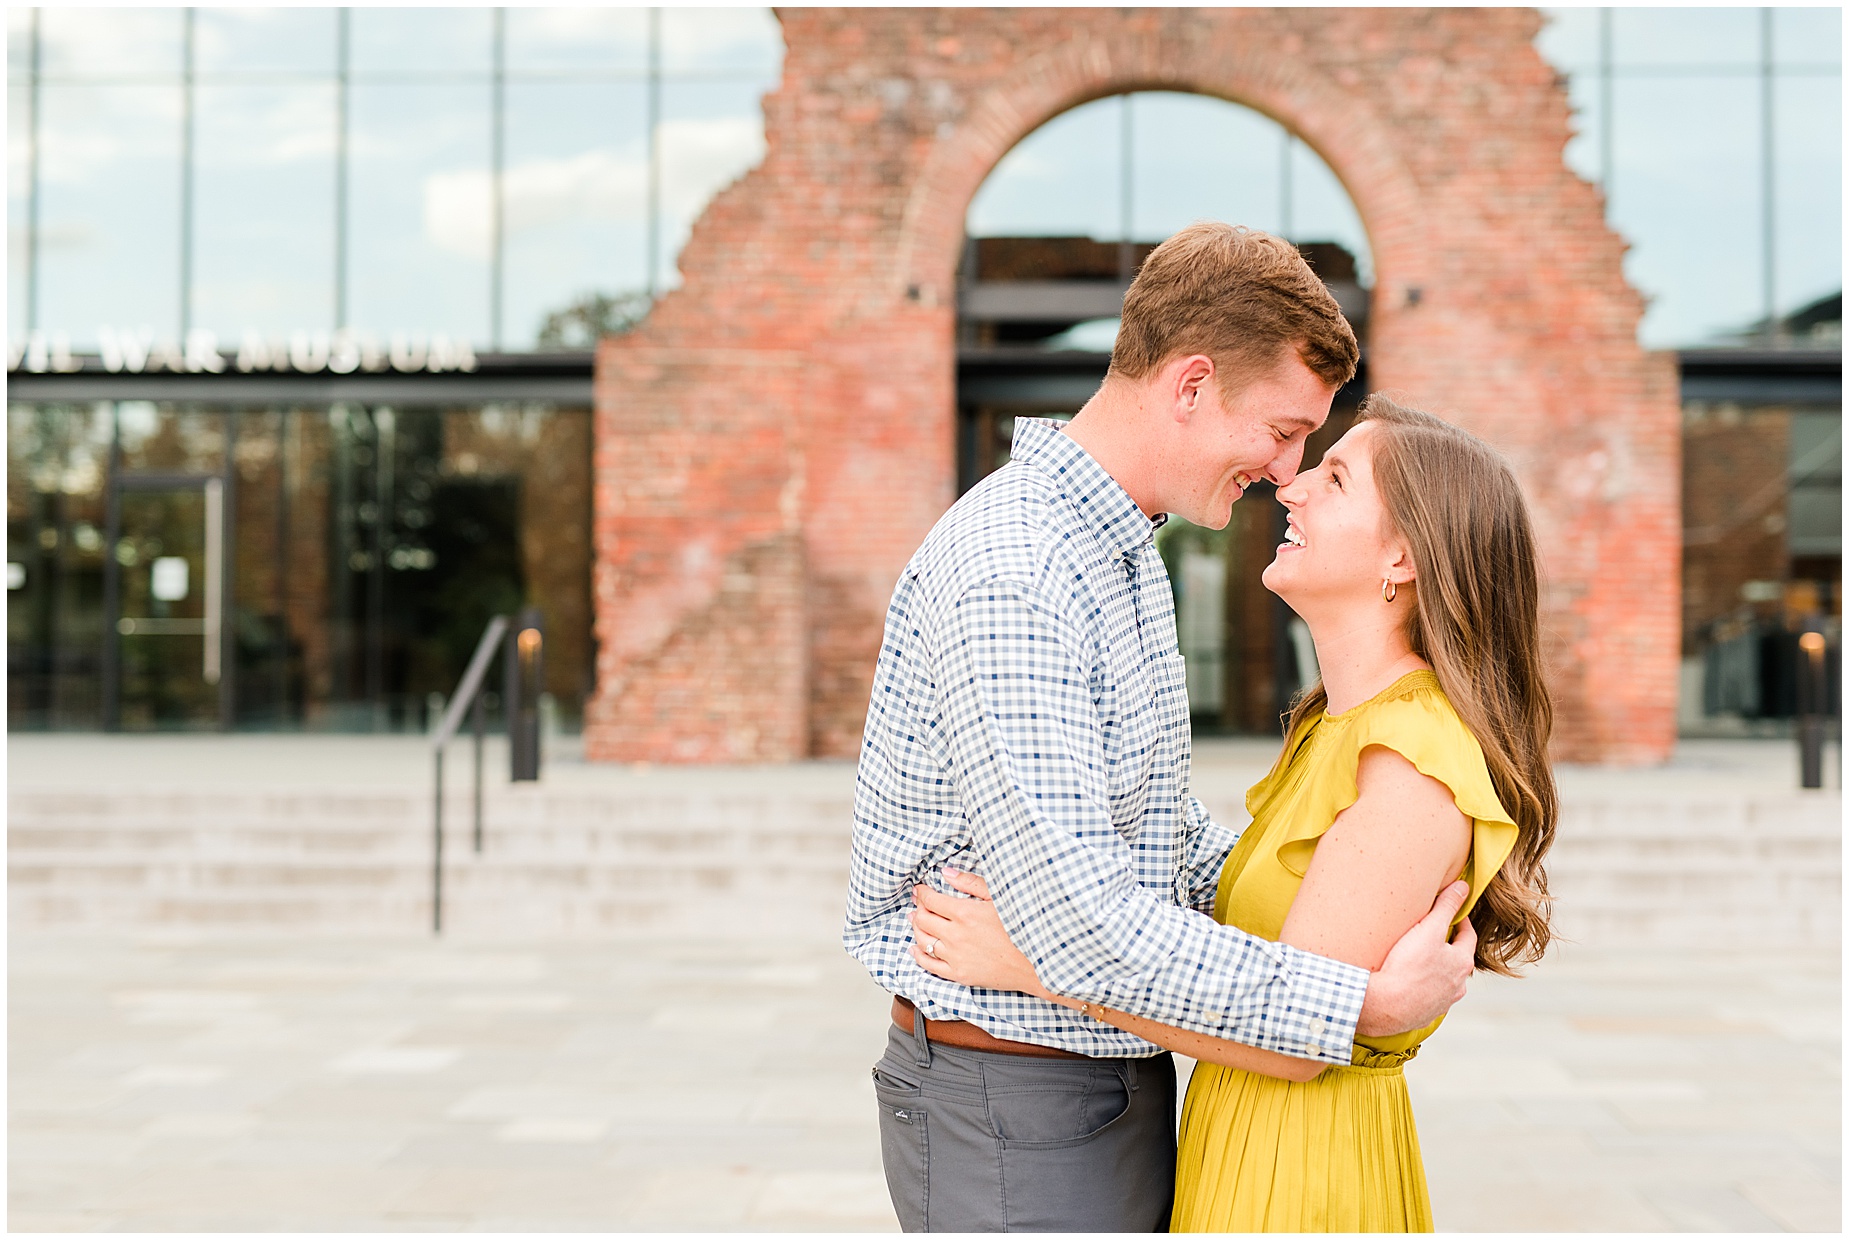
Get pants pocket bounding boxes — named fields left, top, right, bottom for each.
left=995, top=1059, right=1177, bottom=1232
left=872, top=1065, right=929, bottom=1231
left=985, top=1063, right=1130, bottom=1149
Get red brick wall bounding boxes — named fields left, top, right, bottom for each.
left=586, top=7, right=1681, bottom=765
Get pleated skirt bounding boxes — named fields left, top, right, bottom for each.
left=1169, top=1060, right=1432, bottom=1233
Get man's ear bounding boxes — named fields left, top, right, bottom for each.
left=1173, top=354, right=1215, bottom=423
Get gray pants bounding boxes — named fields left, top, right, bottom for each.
left=872, top=1018, right=1176, bottom=1232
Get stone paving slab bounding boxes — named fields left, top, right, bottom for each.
left=9, top=907, right=1839, bottom=1232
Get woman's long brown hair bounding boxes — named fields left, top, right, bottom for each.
left=1281, top=395, right=1557, bottom=974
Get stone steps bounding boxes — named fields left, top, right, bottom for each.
left=7, top=781, right=857, bottom=935
left=9, top=763, right=1838, bottom=946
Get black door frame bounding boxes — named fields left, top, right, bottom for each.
left=101, top=415, right=236, bottom=731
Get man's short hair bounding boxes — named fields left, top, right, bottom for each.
left=1109, top=222, right=1360, bottom=394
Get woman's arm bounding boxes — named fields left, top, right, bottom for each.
left=910, top=876, right=1333, bottom=1081
left=911, top=744, right=1473, bottom=1081
left=1278, top=745, right=1472, bottom=971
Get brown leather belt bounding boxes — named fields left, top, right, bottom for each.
left=892, top=996, right=1088, bottom=1061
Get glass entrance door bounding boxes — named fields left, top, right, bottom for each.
left=110, top=478, right=224, bottom=729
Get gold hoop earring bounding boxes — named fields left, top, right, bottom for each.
left=1382, top=578, right=1397, bottom=603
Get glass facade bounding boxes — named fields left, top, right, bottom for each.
left=9, top=396, right=592, bottom=731
left=958, top=17, right=1841, bottom=736
left=6, top=8, right=1840, bottom=738
left=7, top=6, right=783, bottom=353
left=7, top=7, right=781, bottom=732
left=1537, top=7, right=1841, bottom=347
left=970, top=90, right=1371, bottom=275
left=1536, top=7, right=1844, bottom=736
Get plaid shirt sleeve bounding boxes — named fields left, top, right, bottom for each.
left=1178, top=795, right=1236, bottom=916
left=932, top=578, right=1366, bottom=1064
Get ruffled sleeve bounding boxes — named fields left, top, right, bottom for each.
left=1274, top=677, right=1519, bottom=924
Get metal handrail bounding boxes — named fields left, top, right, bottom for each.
left=430, top=614, right=509, bottom=933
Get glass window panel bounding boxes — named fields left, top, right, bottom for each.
left=1607, top=76, right=1760, bottom=346
left=1536, top=8, right=1601, bottom=73
left=972, top=92, right=1372, bottom=281
left=655, top=79, right=772, bottom=292
left=8, top=8, right=34, bottom=78
left=192, top=82, right=338, bottom=337
left=38, top=6, right=183, bottom=79
left=506, top=7, right=649, bottom=73
left=503, top=81, right=650, bottom=346
left=115, top=403, right=227, bottom=474
left=36, top=84, right=183, bottom=348
left=1532, top=14, right=1606, bottom=188
left=1773, top=7, right=1842, bottom=68
left=195, top=8, right=336, bottom=75
left=8, top=401, right=115, bottom=729
left=1774, top=74, right=1842, bottom=323
left=1128, top=93, right=1283, bottom=243
left=1555, top=67, right=1605, bottom=190
left=347, top=82, right=491, bottom=343
left=968, top=96, right=1124, bottom=240
left=349, top=8, right=492, bottom=77
left=1612, top=8, right=1759, bottom=69
left=660, top=8, right=783, bottom=76
left=8, top=79, right=30, bottom=335
left=228, top=407, right=289, bottom=725
left=1286, top=138, right=1374, bottom=286
left=38, top=8, right=184, bottom=78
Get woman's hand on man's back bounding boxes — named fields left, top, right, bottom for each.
left=909, top=870, right=1050, bottom=997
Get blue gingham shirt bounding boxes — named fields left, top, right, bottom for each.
left=843, top=418, right=1367, bottom=1063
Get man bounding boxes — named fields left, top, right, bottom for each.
left=842, top=223, right=1476, bottom=1232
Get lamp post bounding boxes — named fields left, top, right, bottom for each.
left=1797, top=626, right=1827, bottom=789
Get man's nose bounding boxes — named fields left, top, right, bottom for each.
left=1264, top=442, right=1307, bottom=487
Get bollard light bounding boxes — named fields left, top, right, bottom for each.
left=1797, top=627, right=1827, bottom=790
left=505, top=607, right=545, bottom=782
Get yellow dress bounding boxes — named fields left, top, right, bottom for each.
left=1170, top=670, right=1519, bottom=1233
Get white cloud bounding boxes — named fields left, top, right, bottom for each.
left=421, top=116, right=764, bottom=260
left=38, top=8, right=185, bottom=77
left=36, top=91, right=183, bottom=186
left=658, top=8, right=784, bottom=74
left=194, top=88, right=342, bottom=168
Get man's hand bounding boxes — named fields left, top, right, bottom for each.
left=1355, top=880, right=1475, bottom=1038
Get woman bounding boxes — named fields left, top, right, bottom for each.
left=910, top=396, right=1557, bottom=1232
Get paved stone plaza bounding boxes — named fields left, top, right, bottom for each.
left=10, top=927, right=1838, bottom=1231
left=8, top=735, right=1841, bottom=1230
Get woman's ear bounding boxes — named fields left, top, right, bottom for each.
left=1385, top=543, right=1417, bottom=587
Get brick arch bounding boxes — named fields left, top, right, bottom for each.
left=893, top=40, right=1434, bottom=313
left=586, top=8, right=1680, bottom=767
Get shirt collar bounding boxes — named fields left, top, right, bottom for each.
left=1010, top=418, right=1163, bottom=560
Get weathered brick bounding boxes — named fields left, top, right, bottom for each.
left=586, top=8, right=1679, bottom=766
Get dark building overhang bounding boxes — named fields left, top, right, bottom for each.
left=960, top=346, right=1842, bottom=413
left=7, top=345, right=1839, bottom=413
left=1676, top=347, right=1842, bottom=406
left=957, top=346, right=1371, bottom=409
